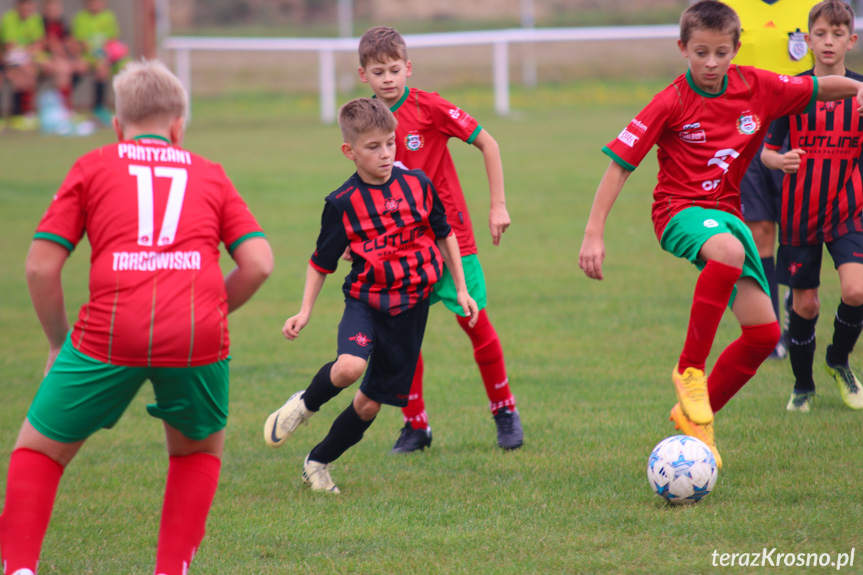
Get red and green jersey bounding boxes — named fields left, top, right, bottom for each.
left=388, top=88, right=482, bottom=256
left=765, top=69, right=863, bottom=245
left=310, top=166, right=452, bottom=315
left=35, top=136, right=264, bottom=367
left=603, top=66, right=817, bottom=240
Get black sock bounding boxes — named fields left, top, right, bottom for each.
left=788, top=310, right=818, bottom=392
left=826, top=301, right=863, bottom=367
left=94, top=81, right=105, bottom=108
left=762, top=257, right=780, bottom=321
left=302, top=361, right=339, bottom=412
left=12, top=91, right=23, bottom=116
left=308, top=402, right=375, bottom=464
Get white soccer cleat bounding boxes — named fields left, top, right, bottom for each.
left=302, top=454, right=340, bottom=493
left=263, top=391, right=313, bottom=447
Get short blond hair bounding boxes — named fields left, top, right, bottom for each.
left=680, top=1, right=741, bottom=49
left=338, top=97, right=397, bottom=144
left=113, top=59, right=188, bottom=126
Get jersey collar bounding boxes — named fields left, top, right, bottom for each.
left=686, top=69, right=728, bottom=98
left=389, top=87, right=410, bottom=113
left=133, top=134, right=171, bottom=144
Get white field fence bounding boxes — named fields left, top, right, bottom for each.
left=163, top=25, right=681, bottom=123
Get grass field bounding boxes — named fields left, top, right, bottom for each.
left=1, top=81, right=862, bottom=574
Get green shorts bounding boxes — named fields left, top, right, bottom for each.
left=430, top=253, right=488, bottom=316
left=660, top=207, right=768, bottom=305
left=28, top=333, right=230, bottom=443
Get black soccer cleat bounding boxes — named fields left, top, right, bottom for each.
left=493, top=407, right=524, bottom=450
left=389, top=423, right=433, bottom=453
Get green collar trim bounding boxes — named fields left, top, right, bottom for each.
left=686, top=69, right=728, bottom=98
left=389, top=88, right=410, bottom=113
left=133, top=134, right=171, bottom=144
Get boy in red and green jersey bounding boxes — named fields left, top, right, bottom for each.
left=0, top=60, right=273, bottom=575
left=358, top=26, right=522, bottom=453
left=579, top=0, right=863, bottom=468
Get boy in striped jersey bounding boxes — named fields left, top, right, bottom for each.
left=579, top=0, right=863, bottom=467
left=762, top=0, right=863, bottom=412
left=264, top=97, right=477, bottom=493
left=0, top=60, right=274, bottom=575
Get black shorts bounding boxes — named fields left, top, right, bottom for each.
left=777, top=232, right=863, bottom=289
left=740, top=142, right=786, bottom=223
left=337, top=297, right=430, bottom=407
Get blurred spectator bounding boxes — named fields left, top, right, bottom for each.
left=43, top=0, right=87, bottom=112
left=72, top=0, right=126, bottom=125
left=1, top=0, right=41, bottom=131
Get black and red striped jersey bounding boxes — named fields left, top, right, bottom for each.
left=765, top=69, right=863, bottom=245
left=310, top=166, right=452, bottom=315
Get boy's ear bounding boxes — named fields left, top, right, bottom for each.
left=731, top=41, right=741, bottom=59
left=169, top=116, right=186, bottom=146
left=849, top=33, right=858, bottom=51
left=341, top=142, right=355, bottom=161
left=405, top=59, right=412, bottom=77
left=677, top=38, right=687, bottom=57
left=358, top=66, right=369, bottom=84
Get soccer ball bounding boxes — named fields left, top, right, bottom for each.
left=647, top=435, right=718, bottom=505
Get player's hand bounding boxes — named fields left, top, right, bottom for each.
left=283, top=312, right=310, bottom=340
left=341, top=247, right=353, bottom=262
left=579, top=233, right=606, bottom=280
left=457, top=292, right=479, bottom=328
left=781, top=148, right=805, bottom=174
left=489, top=204, right=511, bottom=246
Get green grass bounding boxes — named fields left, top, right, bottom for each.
left=1, top=82, right=862, bottom=574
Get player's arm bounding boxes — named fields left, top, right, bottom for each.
left=761, top=146, right=804, bottom=174
left=283, top=263, right=328, bottom=340
left=815, top=76, right=863, bottom=111
left=25, top=239, right=71, bottom=375
left=436, top=233, right=478, bottom=326
left=224, top=236, right=273, bottom=313
left=472, top=129, right=510, bottom=247
left=578, top=160, right=631, bottom=281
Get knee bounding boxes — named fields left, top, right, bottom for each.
left=353, top=395, right=381, bottom=421
left=794, top=291, right=820, bottom=319
left=746, top=321, right=781, bottom=349
left=710, top=240, right=746, bottom=268
left=331, top=355, right=367, bottom=387
left=841, top=286, right=863, bottom=308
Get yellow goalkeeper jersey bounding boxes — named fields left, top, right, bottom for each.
left=725, top=0, right=817, bottom=75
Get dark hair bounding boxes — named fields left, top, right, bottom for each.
left=338, top=97, right=398, bottom=144
left=358, top=26, right=408, bottom=68
left=809, top=0, right=855, bottom=32
left=680, top=1, right=741, bottom=48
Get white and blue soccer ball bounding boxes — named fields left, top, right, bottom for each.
left=647, top=435, right=718, bottom=504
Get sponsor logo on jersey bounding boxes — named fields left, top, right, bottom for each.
left=349, top=332, right=372, bottom=347
left=679, top=130, right=707, bottom=144
left=703, top=219, right=719, bottom=229
left=682, top=122, right=701, bottom=130
left=335, top=185, right=354, bottom=199
left=631, top=118, right=649, bottom=132
left=821, top=101, right=838, bottom=112
left=788, top=31, right=807, bottom=61
left=405, top=133, right=424, bottom=151
left=383, top=197, right=403, bottom=215
left=737, top=112, right=760, bottom=135
left=616, top=128, right=639, bottom=148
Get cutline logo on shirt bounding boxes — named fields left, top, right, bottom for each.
left=617, top=128, right=639, bottom=148
left=737, top=112, right=760, bottom=135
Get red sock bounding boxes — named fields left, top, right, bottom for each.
left=401, top=353, right=428, bottom=430
left=456, top=309, right=514, bottom=413
left=154, top=453, right=221, bottom=575
left=679, top=261, right=742, bottom=372
left=0, top=448, right=64, bottom=575
left=708, top=322, right=780, bottom=412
